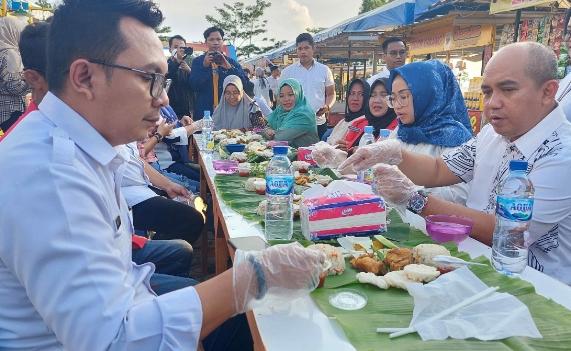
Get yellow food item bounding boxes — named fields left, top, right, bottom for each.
left=350, top=255, right=386, bottom=275
left=384, top=248, right=413, bottom=271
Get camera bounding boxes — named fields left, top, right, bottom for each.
left=182, top=47, right=193, bottom=56
left=209, top=51, right=225, bottom=65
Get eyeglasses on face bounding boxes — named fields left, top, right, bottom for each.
left=88, top=59, right=167, bottom=99
left=386, top=89, right=412, bottom=108
left=386, top=49, right=407, bottom=58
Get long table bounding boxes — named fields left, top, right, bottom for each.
left=191, top=137, right=571, bottom=351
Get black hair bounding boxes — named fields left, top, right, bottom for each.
left=295, top=32, right=314, bottom=47
left=47, top=0, right=163, bottom=93
left=270, top=65, right=279, bottom=72
left=203, top=26, right=224, bottom=40
left=169, top=34, right=186, bottom=48
left=381, top=37, right=406, bottom=52
left=19, top=21, right=50, bottom=76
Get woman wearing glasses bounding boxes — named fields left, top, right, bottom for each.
left=344, top=78, right=398, bottom=150
left=264, top=78, right=319, bottom=148
left=341, top=60, right=472, bottom=204
left=213, top=75, right=265, bottom=130
left=326, top=78, right=370, bottom=150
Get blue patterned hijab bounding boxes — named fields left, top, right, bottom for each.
left=388, top=60, right=472, bottom=147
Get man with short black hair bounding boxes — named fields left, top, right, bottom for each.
left=189, top=26, right=251, bottom=119
left=281, top=32, right=335, bottom=138
left=167, top=34, right=194, bottom=118
left=267, top=64, right=280, bottom=108
left=0, top=0, right=325, bottom=349
left=367, top=36, right=408, bottom=84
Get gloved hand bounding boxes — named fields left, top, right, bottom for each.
left=371, top=164, right=417, bottom=207
left=338, top=139, right=403, bottom=173
left=311, top=141, right=348, bottom=169
left=233, top=242, right=326, bottom=314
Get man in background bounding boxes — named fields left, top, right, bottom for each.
left=367, top=37, right=407, bottom=84
left=267, top=64, right=280, bottom=108
left=167, top=34, right=194, bottom=119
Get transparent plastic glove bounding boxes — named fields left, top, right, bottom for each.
left=338, top=139, right=403, bottom=173
left=370, top=164, right=417, bottom=207
left=232, top=242, right=326, bottom=314
left=311, top=141, right=348, bottom=169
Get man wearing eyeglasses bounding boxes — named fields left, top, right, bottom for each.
left=367, top=37, right=408, bottom=85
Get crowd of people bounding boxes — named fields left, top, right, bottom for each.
left=0, top=0, right=571, bottom=350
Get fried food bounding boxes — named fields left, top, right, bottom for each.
left=384, top=247, right=413, bottom=271
left=350, top=255, right=386, bottom=275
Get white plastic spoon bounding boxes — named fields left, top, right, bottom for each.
left=433, top=255, right=488, bottom=267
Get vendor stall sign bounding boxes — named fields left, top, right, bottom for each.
left=489, top=0, right=553, bottom=15
left=408, top=25, right=495, bottom=56
left=468, top=109, right=485, bottom=134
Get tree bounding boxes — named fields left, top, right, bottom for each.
left=205, top=0, right=281, bottom=58
left=35, top=0, right=53, bottom=9
left=359, top=0, right=391, bottom=14
left=155, top=26, right=172, bottom=43
left=306, top=27, right=326, bottom=35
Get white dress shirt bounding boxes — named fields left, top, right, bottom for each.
left=366, top=68, right=390, bottom=86
left=442, top=105, right=571, bottom=284
left=0, top=93, right=202, bottom=350
left=556, top=73, right=571, bottom=122
left=280, top=59, right=334, bottom=126
left=118, top=142, right=158, bottom=208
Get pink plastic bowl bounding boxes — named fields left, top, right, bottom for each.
left=213, top=160, right=238, bottom=175
left=425, top=215, right=473, bottom=244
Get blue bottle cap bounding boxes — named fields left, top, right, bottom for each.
left=364, top=125, right=374, bottom=134
left=273, top=145, right=289, bottom=155
left=379, top=129, right=391, bottom=138
left=204, top=110, right=211, bottom=117
left=509, top=160, right=528, bottom=171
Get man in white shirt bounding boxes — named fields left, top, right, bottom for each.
left=367, top=37, right=408, bottom=85
left=0, top=1, right=325, bottom=350
left=341, top=42, right=571, bottom=285
left=556, top=70, right=571, bottom=121
left=280, top=32, right=335, bottom=138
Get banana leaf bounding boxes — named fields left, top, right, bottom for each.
left=311, top=214, right=571, bottom=351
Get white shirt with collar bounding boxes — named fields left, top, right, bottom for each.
left=0, top=93, right=202, bottom=350
left=442, top=105, right=571, bottom=284
left=118, top=142, right=158, bottom=208
left=280, top=59, right=334, bottom=126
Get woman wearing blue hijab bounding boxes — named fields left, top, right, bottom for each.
left=387, top=60, right=472, bottom=147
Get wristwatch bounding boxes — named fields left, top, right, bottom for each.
left=153, top=132, right=164, bottom=143
left=406, top=190, right=429, bottom=215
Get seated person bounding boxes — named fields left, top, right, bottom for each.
left=119, top=142, right=206, bottom=245
left=326, top=78, right=371, bottom=150
left=264, top=78, right=319, bottom=148
left=340, top=42, right=571, bottom=285
left=213, top=75, right=265, bottom=130
left=344, top=78, right=398, bottom=150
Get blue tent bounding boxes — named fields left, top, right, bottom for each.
left=259, top=0, right=438, bottom=61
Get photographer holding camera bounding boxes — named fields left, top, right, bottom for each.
left=189, top=26, right=252, bottom=120
left=167, top=35, right=194, bottom=119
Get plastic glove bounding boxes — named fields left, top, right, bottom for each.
left=371, top=164, right=417, bottom=207
left=338, top=139, right=403, bottom=173
left=311, top=141, right=348, bottom=169
left=232, top=242, right=326, bottom=314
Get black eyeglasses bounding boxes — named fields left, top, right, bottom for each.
left=386, top=49, right=407, bottom=58
left=88, top=59, right=166, bottom=99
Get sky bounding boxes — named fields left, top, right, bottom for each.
left=153, top=0, right=362, bottom=45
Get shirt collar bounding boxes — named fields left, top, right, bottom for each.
left=296, top=59, right=315, bottom=70
left=512, top=104, right=567, bottom=158
left=39, top=92, right=120, bottom=166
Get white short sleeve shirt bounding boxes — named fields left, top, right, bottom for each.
left=280, top=59, right=334, bottom=125
left=0, top=93, right=203, bottom=350
left=442, top=105, right=571, bottom=284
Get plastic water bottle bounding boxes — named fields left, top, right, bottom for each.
left=265, top=146, right=294, bottom=240
left=491, top=160, right=534, bottom=276
left=202, top=111, right=214, bottom=154
left=357, top=126, right=376, bottom=184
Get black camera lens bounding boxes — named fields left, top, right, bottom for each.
left=183, top=47, right=193, bottom=55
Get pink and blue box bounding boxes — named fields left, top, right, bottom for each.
left=301, top=191, right=387, bottom=240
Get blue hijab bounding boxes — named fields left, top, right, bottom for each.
left=388, top=60, right=472, bottom=147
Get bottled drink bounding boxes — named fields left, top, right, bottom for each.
left=357, top=126, right=385, bottom=184
left=265, top=146, right=294, bottom=240
left=491, top=160, right=534, bottom=276
left=202, top=111, right=214, bottom=154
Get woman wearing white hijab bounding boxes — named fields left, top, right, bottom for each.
left=213, top=75, right=265, bottom=130
left=0, top=16, right=29, bottom=125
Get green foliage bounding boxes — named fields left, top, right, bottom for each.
left=305, top=26, right=326, bottom=34
left=205, top=0, right=283, bottom=58
left=359, top=0, right=391, bottom=14
left=35, top=0, right=53, bottom=9
left=155, top=25, right=172, bottom=43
